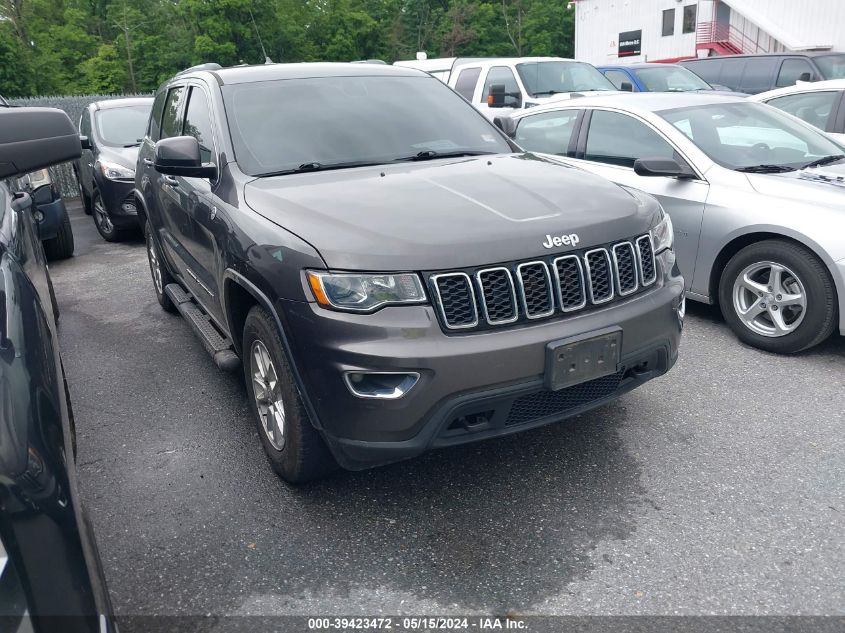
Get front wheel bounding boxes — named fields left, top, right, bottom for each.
left=144, top=222, right=176, bottom=313
left=243, top=306, right=337, bottom=484
left=92, top=190, right=122, bottom=242
left=719, top=240, right=837, bottom=354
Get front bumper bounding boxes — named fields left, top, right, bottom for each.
left=283, top=252, right=684, bottom=470
left=98, top=178, right=139, bottom=229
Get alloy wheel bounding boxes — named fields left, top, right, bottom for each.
left=146, top=234, right=164, bottom=295
left=732, top=260, right=807, bottom=338
left=94, top=197, right=114, bottom=235
left=250, top=340, right=286, bottom=451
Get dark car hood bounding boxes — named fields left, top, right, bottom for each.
left=98, top=145, right=139, bottom=169
left=243, top=154, right=660, bottom=270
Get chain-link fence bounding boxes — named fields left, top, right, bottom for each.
left=9, top=94, right=152, bottom=198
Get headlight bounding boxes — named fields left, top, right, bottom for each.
left=99, top=161, right=134, bottom=181
left=650, top=210, right=674, bottom=254
left=306, top=271, right=427, bottom=312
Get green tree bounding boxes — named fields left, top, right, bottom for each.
left=79, top=42, right=127, bottom=93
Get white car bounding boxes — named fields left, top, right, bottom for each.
left=503, top=93, right=845, bottom=353
left=750, top=79, right=845, bottom=144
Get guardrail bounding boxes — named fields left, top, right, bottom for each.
left=696, top=21, right=767, bottom=55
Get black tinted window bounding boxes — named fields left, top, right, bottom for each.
left=585, top=110, right=675, bottom=168
left=766, top=91, right=839, bottom=131
left=79, top=110, right=91, bottom=136
left=682, top=4, right=696, bottom=34
left=662, top=9, right=675, bottom=36
left=95, top=105, right=151, bottom=147
left=483, top=66, right=520, bottom=106
left=160, top=86, right=186, bottom=140
left=222, top=76, right=511, bottom=176
left=777, top=58, right=816, bottom=88
left=454, top=67, right=481, bottom=100
left=516, top=110, right=580, bottom=155
left=148, top=90, right=167, bottom=141
left=183, top=88, right=215, bottom=164
left=603, top=70, right=633, bottom=90
left=717, top=58, right=746, bottom=92
left=738, top=58, right=778, bottom=94
left=682, top=60, right=722, bottom=84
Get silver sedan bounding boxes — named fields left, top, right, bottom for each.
left=505, top=93, right=845, bottom=353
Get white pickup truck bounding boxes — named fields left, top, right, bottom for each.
left=395, top=56, right=619, bottom=120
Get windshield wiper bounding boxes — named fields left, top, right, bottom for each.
left=531, top=90, right=560, bottom=97
left=123, top=140, right=142, bottom=148
left=801, top=154, right=845, bottom=169
left=735, top=164, right=797, bottom=174
left=256, top=160, right=385, bottom=176
left=393, top=150, right=496, bottom=163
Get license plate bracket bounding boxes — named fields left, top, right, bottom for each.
left=544, top=327, right=622, bottom=391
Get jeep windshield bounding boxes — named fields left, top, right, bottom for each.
left=222, top=75, right=511, bottom=177
left=95, top=105, right=152, bottom=147
left=515, top=61, right=616, bottom=97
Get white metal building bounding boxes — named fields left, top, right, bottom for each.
left=573, top=0, right=845, bottom=65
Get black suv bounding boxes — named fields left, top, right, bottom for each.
left=135, top=63, right=685, bottom=483
left=76, top=97, right=153, bottom=241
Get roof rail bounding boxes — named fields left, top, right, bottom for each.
left=176, top=62, right=223, bottom=76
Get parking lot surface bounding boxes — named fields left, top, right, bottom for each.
left=51, top=201, right=844, bottom=617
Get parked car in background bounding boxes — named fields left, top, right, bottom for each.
left=134, top=62, right=683, bottom=483
left=750, top=79, right=845, bottom=144
left=1, top=95, right=74, bottom=260
left=76, top=97, right=154, bottom=241
left=502, top=93, right=845, bottom=353
left=446, top=57, right=617, bottom=119
left=599, top=63, right=744, bottom=95
left=0, top=106, right=115, bottom=632
left=680, top=52, right=845, bottom=95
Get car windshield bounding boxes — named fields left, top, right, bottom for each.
left=515, top=61, right=616, bottom=96
left=222, top=75, right=511, bottom=176
left=634, top=66, right=712, bottom=91
left=659, top=101, right=844, bottom=171
left=95, top=105, right=152, bottom=147
left=814, top=54, right=845, bottom=79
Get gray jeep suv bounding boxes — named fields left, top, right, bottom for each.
left=134, top=63, right=684, bottom=483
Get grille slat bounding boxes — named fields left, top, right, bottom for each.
left=430, top=234, right=656, bottom=332
left=516, top=262, right=555, bottom=319
left=636, top=235, right=657, bottom=286
left=612, top=242, right=638, bottom=296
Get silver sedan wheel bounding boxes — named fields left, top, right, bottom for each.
left=146, top=235, right=163, bottom=295
left=250, top=340, right=286, bottom=451
left=732, top=260, right=807, bottom=338
left=94, top=197, right=114, bottom=234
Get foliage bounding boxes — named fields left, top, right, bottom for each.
left=0, top=0, right=575, bottom=97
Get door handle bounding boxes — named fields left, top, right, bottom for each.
left=163, top=175, right=179, bottom=186
left=143, top=158, right=154, bottom=166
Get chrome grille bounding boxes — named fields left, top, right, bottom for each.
left=612, top=242, right=638, bottom=296
left=430, top=234, right=658, bottom=332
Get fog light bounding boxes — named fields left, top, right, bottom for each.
left=121, top=202, right=137, bottom=214
left=33, top=209, right=44, bottom=222
left=343, top=372, right=420, bottom=399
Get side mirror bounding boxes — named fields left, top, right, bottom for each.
left=798, top=72, right=813, bottom=82
left=620, top=81, right=634, bottom=92
left=633, top=157, right=694, bottom=178
left=493, top=115, right=517, bottom=138
left=0, top=108, right=81, bottom=179
left=80, top=135, right=92, bottom=150
left=488, top=84, right=507, bottom=107
left=154, top=136, right=217, bottom=178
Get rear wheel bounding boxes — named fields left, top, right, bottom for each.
left=144, top=222, right=176, bottom=313
left=92, top=190, right=123, bottom=242
left=719, top=240, right=837, bottom=353
left=42, top=212, right=74, bottom=260
left=243, top=306, right=337, bottom=484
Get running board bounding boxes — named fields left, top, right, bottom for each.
left=165, top=283, right=240, bottom=372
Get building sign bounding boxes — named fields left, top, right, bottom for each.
left=618, top=29, right=642, bottom=57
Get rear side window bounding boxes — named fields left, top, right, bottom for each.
left=160, top=86, right=186, bottom=140
left=584, top=110, right=675, bottom=168
left=482, top=66, right=520, bottom=107
left=717, top=58, right=746, bottom=92
left=79, top=110, right=91, bottom=136
left=516, top=110, right=580, bottom=155
left=148, top=90, right=167, bottom=141
left=777, top=58, right=816, bottom=88
left=454, top=67, right=481, bottom=100
left=738, top=58, right=778, bottom=94
left=765, top=91, right=839, bottom=132
left=182, top=87, right=216, bottom=164
left=682, top=60, right=722, bottom=85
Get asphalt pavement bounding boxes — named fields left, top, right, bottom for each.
left=50, top=200, right=844, bottom=619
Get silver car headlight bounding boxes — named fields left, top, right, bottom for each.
left=650, top=210, right=674, bottom=254
left=306, top=271, right=427, bottom=312
left=99, top=160, right=135, bottom=181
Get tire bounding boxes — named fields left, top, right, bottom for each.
left=42, top=212, right=74, bottom=260
left=92, top=190, right=123, bottom=242
left=144, top=222, right=177, bottom=313
left=77, top=173, right=92, bottom=215
left=243, top=306, right=337, bottom=484
left=719, top=239, right=837, bottom=354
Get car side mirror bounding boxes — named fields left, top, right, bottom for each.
left=488, top=84, right=507, bottom=107
left=80, top=135, right=92, bottom=150
left=154, top=136, right=217, bottom=178
left=620, top=81, right=634, bottom=92
left=798, top=72, right=812, bottom=82
left=493, top=115, right=517, bottom=138
left=633, top=158, right=694, bottom=179
left=0, top=108, right=81, bottom=179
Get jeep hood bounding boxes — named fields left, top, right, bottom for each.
left=746, top=163, right=845, bottom=208
left=243, top=154, right=660, bottom=271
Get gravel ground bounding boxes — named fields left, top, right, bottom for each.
left=51, top=200, right=844, bottom=621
